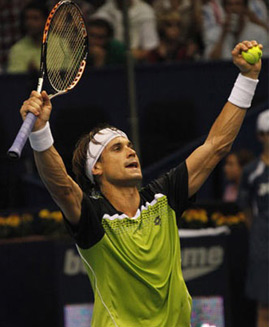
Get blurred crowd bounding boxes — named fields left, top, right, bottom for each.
left=0, top=0, right=268, bottom=73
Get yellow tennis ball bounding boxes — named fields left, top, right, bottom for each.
left=242, top=46, right=262, bottom=64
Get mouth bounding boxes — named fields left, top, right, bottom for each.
left=125, top=162, right=139, bottom=169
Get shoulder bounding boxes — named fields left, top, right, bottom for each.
left=10, top=36, right=32, bottom=51
left=242, top=158, right=265, bottom=185
left=243, top=158, right=261, bottom=175
left=141, top=162, right=188, bottom=196
left=94, top=1, right=117, bottom=17
left=132, top=0, right=156, bottom=20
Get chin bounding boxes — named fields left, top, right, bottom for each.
left=114, top=174, right=142, bottom=187
left=127, top=175, right=143, bottom=186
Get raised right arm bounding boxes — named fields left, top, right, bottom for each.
left=20, top=91, right=82, bottom=224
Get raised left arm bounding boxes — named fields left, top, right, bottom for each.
left=186, top=40, right=262, bottom=197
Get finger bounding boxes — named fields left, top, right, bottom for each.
left=41, top=90, right=51, bottom=107
left=28, top=97, right=43, bottom=111
left=30, top=90, right=43, bottom=100
left=249, top=40, right=258, bottom=47
left=241, top=40, right=260, bottom=51
left=20, top=98, right=43, bottom=116
left=239, top=42, right=249, bottom=52
left=232, top=41, right=251, bottom=56
left=20, top=103, right=40, bottom=117
left=232, top=43, right=244, bottom=56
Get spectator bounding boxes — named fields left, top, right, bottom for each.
left=147, top=10, right=199, bottom=62
left=223, top=149, right=254, bottom=201
left=87, top=0, right=107, bottom=16
left=248, top=0, right=269, bottom=31
left=237, top=109, right=269, bottom=327
left=202, top=0, right=269, bottom=60
left=0, top=0, right=31, bottom=72
left=46, top=0, right=104, bottom=23
left=153, top=0, right=204, bottom=54
left=93, top=0, right=159, bottom=61
left=7, top=2, right=48, bottom=73
left=87, top=18, right=126, bottom=68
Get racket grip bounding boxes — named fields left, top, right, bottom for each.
left=7, top=112, right=37, bottom=160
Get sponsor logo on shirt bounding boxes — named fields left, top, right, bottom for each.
left=154, top=216, right=161, bottom=225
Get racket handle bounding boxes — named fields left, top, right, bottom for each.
left=7, top=112, right=37, bottom=160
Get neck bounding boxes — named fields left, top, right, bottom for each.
left=163, top=39, right=178, bottom=51
left=234, top=176, right=241, bottom=186
left=261, top=148, right=269, bottom=165
left=30, top=33, right=42, bottom=45
left=101, top=183, right=140, bottom=217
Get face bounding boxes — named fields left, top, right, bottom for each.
left=93, top=137, right=142, bottom=187
left=258, top=132, right=269, bottom=149
left=224, top=0, right=245, bottom=14
left=24, top=9, right=46, bottom=37
left=88, top=26, right=109, bottom=47
left=163, top=20, right=181, bottom=41
left=224, top=154, right=241, bottom=182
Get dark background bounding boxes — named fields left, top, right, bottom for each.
left=1, top=59, right=268, bottom=210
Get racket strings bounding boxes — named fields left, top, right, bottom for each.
left=48, top=8, right=85, bottom=89
left=46, top=4, right=86, bottom=91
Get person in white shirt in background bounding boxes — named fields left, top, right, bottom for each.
left=202, top=0, right=269, bottom=60
left=152, top=0, right=204, bottom=48
left=93, top=0, right=159, bottom=61
left=248, top=0, right=269, bottom=30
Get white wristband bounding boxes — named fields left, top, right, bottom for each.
left=29, top=122, right=54, bottom=152
left=228, top=73, right=259, bottom=109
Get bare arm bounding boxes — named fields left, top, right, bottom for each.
left=20, top=91, right=82, bottom=224
left=34, top=146, right=82, bottom=224
left=186, top=40, right=262, bottom=197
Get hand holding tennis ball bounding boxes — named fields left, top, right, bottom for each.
left=242, top=46, right=262, bottom=64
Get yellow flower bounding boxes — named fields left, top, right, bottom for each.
left=6, top=215, right=20, bottom=227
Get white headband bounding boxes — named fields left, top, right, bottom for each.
left=85, top=128, right=128, bottom=183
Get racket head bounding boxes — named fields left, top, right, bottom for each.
left=42, top=0, right=88, bottom=97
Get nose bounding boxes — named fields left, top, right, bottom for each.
left=127, top=146, right=136, bottom=157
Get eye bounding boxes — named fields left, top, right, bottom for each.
left=128, top=142, right=135, bottom=150
left=112, top=143, right=122, bottom=151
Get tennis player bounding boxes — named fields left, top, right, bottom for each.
left=20, top=40, right=262, bottom=327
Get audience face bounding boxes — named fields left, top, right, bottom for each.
left=163, top=20, right=181, bottom=41
left=24, top=9, right=46, bottom=39
left=224, top=0, right=246, bottom=14
left=224, top=154, right=242, bottom=182
left=88, top=26, right=109, bottom=48
left=258, top=132, right=269, bottom=150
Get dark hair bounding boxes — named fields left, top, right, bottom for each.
left=229, top=149, right=254, bottom=167
left=156, top=10, right=181, bottom=40
left=223, top=0, right=248, bottom=7
left=23, top=1, right=49, bottom=18
left=87, top=18, right=114, bottom=39
left=21, top=1, right=49, bottom=34
left=72, top=123, right=119, bottom=194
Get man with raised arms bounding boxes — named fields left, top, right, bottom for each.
left=20, top=40, right=262, bottom=327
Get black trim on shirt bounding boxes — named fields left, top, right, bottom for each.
left=64, top=161, right=191, bottom=249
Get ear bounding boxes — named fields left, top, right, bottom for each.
left=92, top=161, right=103, bottom=179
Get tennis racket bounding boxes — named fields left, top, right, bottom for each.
left=7, top=0, right=88, bottom=159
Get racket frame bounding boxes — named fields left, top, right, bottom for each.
left=7, top=0, right=88, bottom=159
